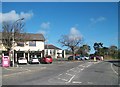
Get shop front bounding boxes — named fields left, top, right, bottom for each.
left=15, top=50, right=44, bottom=63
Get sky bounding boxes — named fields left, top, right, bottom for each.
left=1, top=2, right=118, bottom=53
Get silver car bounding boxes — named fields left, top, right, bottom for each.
left=29, top=57, right=39, bottom=64
left=18, top=57, right=27, bottom=64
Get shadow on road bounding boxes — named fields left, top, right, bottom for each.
left=105, top=60, right=120, bottom=67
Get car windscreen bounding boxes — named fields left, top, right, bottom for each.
left=46, top=56, right=51, bottom=58
left=19, top=57, right=24, bottom=60
left=32, top=57, right=38, bottom=59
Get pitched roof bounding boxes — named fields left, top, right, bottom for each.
left=0, top=32, right=45, bottom=41
left=25, top=33, right=45, bottom=41
left=45, top=44, right=62, bottom=50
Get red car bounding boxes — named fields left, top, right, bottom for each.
left=40, top=56, right=52, bottom=64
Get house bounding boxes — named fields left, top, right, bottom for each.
left=44, top=44, right=66, bottom=59
left=0, top=32, right=45, bottom=63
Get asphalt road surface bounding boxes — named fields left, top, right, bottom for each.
left=2, top=60, right=119, bottom=85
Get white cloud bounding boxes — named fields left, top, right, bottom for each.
left=90, top=16, right=106, bottom=24
left=0, top=10, right=33, bottom=23
left=38, top=22, right=50, bottom=35
left=68, top=27, right=82, bottom=40
left=40, top=22, right=50, bottom=29
left=38, top=30, right=46, bottom=35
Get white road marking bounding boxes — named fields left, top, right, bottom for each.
left=81, top=68, right=84, bottom=71
left=3, top=70, right=31, bottom=77
left=81, top=65, right=86, bottom=67
left=58, top=74, right=63, bottom=76
left=79, top=65, right=83, bottom=67
left=49, top=62, right=95, bottom=84
left=70, top=68, right=75, bottom=71
left=86, top=64, right=91, bottom=68
left=111, top=63, right=118, bottom=75
left=72, top=81, right=82, bottom=84
left=3, top=67, right=46, bottom=77
left=67, top=70, right=70, bottom=72
left=87, top=82, right=93, bottom=84
left=66, top=73, right=73, bottom=76
left=3, top=67, right=22, bottom=70
left=58, top=78, right=68, bottom=81
left=66, top=75, right=75, bottom=83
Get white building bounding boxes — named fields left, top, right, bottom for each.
left=44, top=44, right=66, bottom=59
left=0, top=33, right=45, bottom=63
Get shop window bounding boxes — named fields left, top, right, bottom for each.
left=29, top=41, right=36, bottom=46
left=50, top=50, right=52, bottom=54
left=17, top=42, right=24, bottom=47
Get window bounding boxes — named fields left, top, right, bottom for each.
left=50, top=50, right=52, bottom=54
left=17, top=42, right=24, bottom=47
left=29, top=41, right=36, bottom=46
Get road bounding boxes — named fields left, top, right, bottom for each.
left=2, top=60, right=119, bottom=86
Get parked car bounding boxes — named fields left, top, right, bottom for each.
left=84, top=56, right=89, bottom=60
left=40, top=56, right=52, bottom=64
left=90, top=55, right=102, bottom=60
left=68, top=56, right=81, bottom=60
left=29, top=57, right=40, bottom=64
left=18, top=57, right=27, bottom=64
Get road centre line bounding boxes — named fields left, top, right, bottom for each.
left=111, top=63, right=118, bottom=75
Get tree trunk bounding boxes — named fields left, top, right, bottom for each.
left=72, top=50, right=75, bottom=60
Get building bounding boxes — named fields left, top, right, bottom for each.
left=45, top=44, right=66, bottom=59
left=0, top=32, right=45, bottom=63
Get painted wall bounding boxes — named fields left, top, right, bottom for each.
left=14, top=41, right=44, bottom=51
left=44, top=49, right=63, bottom=59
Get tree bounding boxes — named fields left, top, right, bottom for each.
left=58, top=34, right=83, bottom=60
left=2, top=18, right=29, bottom=66
left=102, top=47, right=109, bottom=55
left=109, top=45, right=118, bottom=58
left=77, top=44, right=91, bottom=56
left=93, top=42, right=103, bottom=56
left=2, top=18, right=26, bottom=51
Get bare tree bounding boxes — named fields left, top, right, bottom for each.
left=2, top=18, right=26, bottom=51
left=59, top=34, right=83, bottom=60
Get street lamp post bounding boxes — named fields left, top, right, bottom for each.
left=12, top=18, right=24, bottom=67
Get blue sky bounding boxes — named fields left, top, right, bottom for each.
left=1, top=2, right=118, bottom=53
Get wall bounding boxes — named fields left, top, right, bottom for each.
left=14, top=41, right=44, bottom=51
left=44, top=49, right=63, bottom=59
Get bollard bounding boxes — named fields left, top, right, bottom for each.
left=94, top=57, right=96, bottom=62
left=101, top=56, right=103, bottom=61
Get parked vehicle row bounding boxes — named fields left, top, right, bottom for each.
left=68, top=56, right=90, bottom=61
left=17, top=56, right=53, bottom=64
left=68, top=55, right=104, bottom=61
